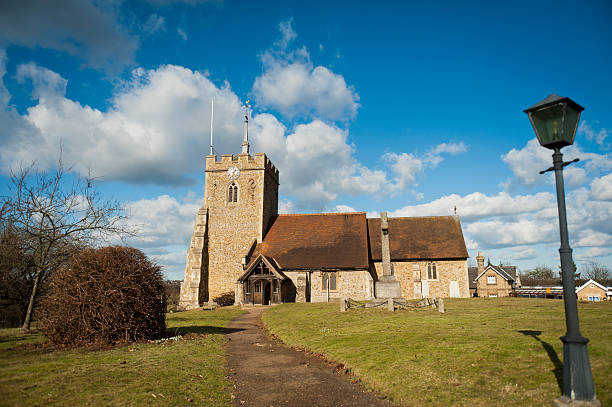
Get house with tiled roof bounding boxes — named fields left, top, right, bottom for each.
left=179, top=127, right=470, bottom=309
left=472, top=251, right=521, bottom=297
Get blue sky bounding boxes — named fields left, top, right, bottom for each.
left=1, top=0, right=611, bottom=279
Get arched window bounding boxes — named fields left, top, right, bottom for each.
left=227, top=182, right=238, bottom=203
left=427, top=262, right=437, bottom=280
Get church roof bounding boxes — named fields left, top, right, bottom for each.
left=367, top=216, right=468, bottom=261
left=258, top=212, right=370, bottom=270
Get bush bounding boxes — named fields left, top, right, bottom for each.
left=212, top=291, right=235, bottom=306
left=38, top=246, right=166, bottom=346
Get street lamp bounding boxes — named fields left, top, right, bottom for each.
left=524, top=94, right=599, bottom=406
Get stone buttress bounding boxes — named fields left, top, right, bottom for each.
left=179, top=207, right=209, bottom=310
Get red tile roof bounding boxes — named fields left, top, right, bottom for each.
left=250, top=213, right=468, bottom=270
left=258, top=212, right=369, bottom=270
left=367, top=216, right=468, bottom=261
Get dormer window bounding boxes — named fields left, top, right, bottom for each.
left=228, top=182, right=238, bottom=203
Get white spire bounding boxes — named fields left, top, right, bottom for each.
left=210, top=98, right=214, bottom=156
left=242, top=100, right=250, bottom=155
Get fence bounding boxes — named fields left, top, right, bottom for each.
left=341, top=297, right=444, bottom=313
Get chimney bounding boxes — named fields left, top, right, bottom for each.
left=476, top=250, right=485, bottom=275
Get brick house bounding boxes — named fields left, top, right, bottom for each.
left=473, top=251, right=521, bottom=297
left=179, top=122, right=470, bottom=309
left=576, top=279, right=608, bottom=302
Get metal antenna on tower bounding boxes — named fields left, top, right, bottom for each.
left=210, top=98, right=214, bottom=156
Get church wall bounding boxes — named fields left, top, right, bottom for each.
left=476, top=269, right=513, bottom=297
left=204, top=153, right=279, bottom=301
left=372, top=260, right=469, bottom=299
left=307, top=270, right=374, bottom=302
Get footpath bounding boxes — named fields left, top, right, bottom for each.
left=225, top=307, right=395, bottom=407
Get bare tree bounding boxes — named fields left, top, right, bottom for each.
left=582, top=261, right=610, bottom=282
left=2, top=160, right=133, bottom=330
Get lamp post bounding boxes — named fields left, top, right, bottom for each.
left=524, top=94, right=599, bottom=406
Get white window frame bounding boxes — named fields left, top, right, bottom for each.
left=487, top=275, right=496, bottom=285
left=488, top=293, right=498, bottom=298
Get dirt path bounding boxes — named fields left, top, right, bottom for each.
left=225, top=307, right=395, bottom=407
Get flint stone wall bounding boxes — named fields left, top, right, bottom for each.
left=372, top=260, right=469, bottom=299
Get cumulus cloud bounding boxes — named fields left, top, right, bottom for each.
left=121, top=194, right=201, bottom=278
left=1, top=63, right=245, bottom=185
left=501, top=138, right=609, bottom=189
left=502, top=138, right=553, bottom=187
left=389, top=191, right=554, bottom=221
left=579, top=120, right=610, bottom=148
left=590, top=173, right=612, bottom=201
left=388, top=185, right=612, bottom=267
left=252, top=20, right=359, bottom=121
left=0, top=0, right=138, bottom=71
left=251, top=118, right=379, bottom=208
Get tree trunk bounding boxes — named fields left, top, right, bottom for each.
left=22, top=269, right=42, bottom=331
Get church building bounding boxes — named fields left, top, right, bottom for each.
left=179, top=117, right=470, bottom=309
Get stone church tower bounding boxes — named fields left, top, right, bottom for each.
left=179, top=115, right=279, bottom=309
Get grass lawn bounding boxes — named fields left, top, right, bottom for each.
left=0, top=307, right=244, bottom=407
left=262, top=298, right=612, bottom=407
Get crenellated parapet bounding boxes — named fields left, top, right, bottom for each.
left=204, top=153, right=279, bottom=183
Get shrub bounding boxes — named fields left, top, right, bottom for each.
left=213, top=291, right=235, bottom=306
left=38, top=246, right=166, bottom=346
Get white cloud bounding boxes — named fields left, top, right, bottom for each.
left=120, top=194, right=201, bottom=279
left=252, top=20, right=359, bottom=121
left=579, top=120, right=610, bottom=148
left=278, top=199, right=296, bottom=214
left=124, top=194, right=200, bottom=248
left=333, top=205, right=357, bottom=213
left=16, top=63, right=67, bottom=100
left=465, top=218, right=557, bottom=248
left=590, top=173, right=612, bottom=201
left=389, top=191, right=554, bottom=221
left=275, top=19, right=297, bottom=49
left=502, top=138, right=552, bottom=187
left=383, top=152, right=423, bottom=191
left=0, top=0, right=138, bottom=71
left=143, top=14, right=166, bottom=35
left=502, top=137, right=609, bottom=189
left=0, top=51, right=43, bottom=156
left=177, top=28, right=188, bottom=41
left=2, top=63, right=245, bottom=185
left=387, top=185, right=612, bottom=268
left=249, top=115, right=469, bottom=210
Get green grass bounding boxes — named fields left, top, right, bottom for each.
left=0, top=307, right=244, bottom=407
left=262, top=298, right=612, bottom=407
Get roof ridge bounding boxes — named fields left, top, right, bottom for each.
left=278, top=212, right=366, bottom=217
left=367, top=215, right=456, bottom=220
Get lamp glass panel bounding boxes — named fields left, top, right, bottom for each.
left=530, top=103, right=565, bottom=147
left=563, top=105, right=581, bottom=146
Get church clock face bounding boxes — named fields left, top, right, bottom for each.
left=227, top=166, right=240, bottom=180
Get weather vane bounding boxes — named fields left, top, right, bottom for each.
left=244, top=99, right=251, bottom=119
